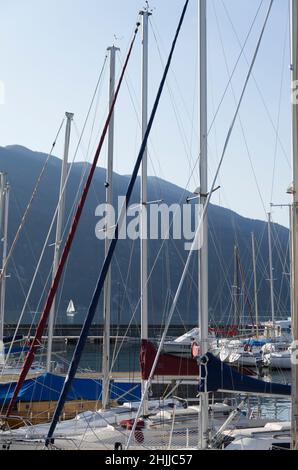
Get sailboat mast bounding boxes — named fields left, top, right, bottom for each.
left=267, top=212, right=275, bottom=326
left=102, top=45, right=119, bottom=410
left=0, top=175, right=9, bottom=346
left=140, top=7, right=151, bottom=416
left=47, top=112, right=73, bottom=372
left=198, top=0, right=209, bottom=449
left=0, top=173, right=5, bottom=345
left=6, top=26, right=141, bottom=420
left=233, top=245, right=241, bottom=328
left=251, top=233, right=259, bottom=338
left=290, top=0, right=298, bottom=450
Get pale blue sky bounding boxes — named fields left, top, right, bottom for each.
left=0, top=0, right=293, bottom=228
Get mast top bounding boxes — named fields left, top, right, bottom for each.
left=65, top=112, right=74, bottom=120
left=107, top=45, right=120, bottom=52
left=140, top=1, right=153, bottom=16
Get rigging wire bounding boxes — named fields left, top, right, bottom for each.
left=1, top=55, right=109, bottom=378
left=221, top=0, right=291, bottom=170
left=115, top=50, right=199, bottom=340
left=149, top=18, right=199, bottom=189
left=270, top=11, right=289, bottom=205
left=125, top=0, right=275, bottom=449
left=70, top=118, right=143, bottom=376
left=211, top=0, right=268, bottom=217
left=111, top=0, right=268, bottom=349
left=139, top=0, right=270, bottom=319
left=116, top=49, right=179, bottom=332
left=210, top=0, right=289, bottom=324
left=0, top=119, right=65, bottom=283
left=10, top=186, right=46, bottom=288
left=1, top=114, right=109, bottom=395
left=44, top=0, right=189, bottom=444
left=4, top=20, right=141, bottom=420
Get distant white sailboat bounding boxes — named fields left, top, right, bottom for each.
left=66, top=300, right=76, bottom=318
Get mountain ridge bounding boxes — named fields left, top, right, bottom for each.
left=0, top=145, right=290, bottom=325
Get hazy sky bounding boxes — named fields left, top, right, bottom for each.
left=0, top=0, right=293, bottom=228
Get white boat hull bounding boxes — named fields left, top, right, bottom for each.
left=265, top=353, right=292, bottom=370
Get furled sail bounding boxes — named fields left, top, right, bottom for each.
left=198, top=353, right=291, bottom=396
left=140, top=339, right=198, bottom=379
left=140, top=340, right=255, bottom=380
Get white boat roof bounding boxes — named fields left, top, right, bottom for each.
left=263, top=421, right=291, bottom=431
left=262, top=320, right=291, bottom=328
left=173, top=328, right=200, bottom=343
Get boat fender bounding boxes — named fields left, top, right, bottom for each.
left=191, top=341, right=200, bottom=359
left=120, top=418, right=145, bottom=431
left=135, top=430, right=144, bottom=444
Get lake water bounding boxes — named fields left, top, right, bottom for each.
left=48, top=340, right=292, bottom=421
left=51, top=340, right=141, bottom=373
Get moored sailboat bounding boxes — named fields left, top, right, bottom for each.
left=66, top=300, right=76, bottom=318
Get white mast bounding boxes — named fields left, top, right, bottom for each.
left=290, top=0, right=298, bottom=450
left=102, top=45, right=119, bottom=410
left=251, top=232, right=259, bottom=338
left=47, top=112, right=74, bottom=372
left=0, top=175, right=9, bottom=346
left=198, top=0, right=209, bottom=449
left=140, top=6, right=151, bottom=416
left=267, top=212, right=275, bottom=327
left=233, top=245, right=240, bottom=327
left=0, top=173, right=5, bottom=345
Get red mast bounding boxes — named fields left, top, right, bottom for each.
left=4, top=23, right=140, bottom=419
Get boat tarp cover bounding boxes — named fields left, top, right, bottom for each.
left=140, top=340, right=255, bottom=379
left=3, top=335, right=24, bottom=344
left=0, top=373, right=141, bottom=405
left=198, top=353, right=291, bottom=396
left=4, top=346, right=30, bottom=355
left=243, top=339, right=267, bottom=347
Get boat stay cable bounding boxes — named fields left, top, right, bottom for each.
left=108, top=1, right=269, bottom=367
left=44, top=0, right=190, bottom=446
left=125, top=0, right=274, bottom=450
left=0, top=119, right=65, bottom=285
left=4, top=23, right=140, bottom=419
left=221, top=0, right=291, bottom=170
left=1, top=55, right=109, bottom=383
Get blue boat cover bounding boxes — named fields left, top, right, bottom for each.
left=3, top=335, right=24, bottom=344
left=243, top=339, right=267, bottom=347
left=198, top=353, right=291, bottom=396
left=0, top=373, right=141, bottom=405
left=4, top=346, right=30, bottom=355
